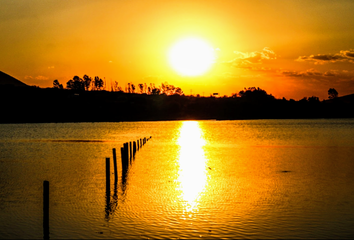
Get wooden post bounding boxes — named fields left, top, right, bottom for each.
left=105, top=158, right=111, bottom=221
left=133, top=141, right=136, bottom=156
left=132, top=141, right=134, bottom=155
left=106, top=158, right=110, bottom=197
left=43, top=180, right=49, bottom=240
left=113, top=148, right=118, bottom=184
left=121, top=147, right=126, bottom=173
left=124, top=143, right=129, bottom=169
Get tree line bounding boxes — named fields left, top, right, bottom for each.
left=1, top=76, right=349, bottom=123
left=53, top=75, right=183, bottom=96
left=53, top=75, right=340, bottom=101
left=231, top=87, right=339, bottom=102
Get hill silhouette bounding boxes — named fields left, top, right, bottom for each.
left=0, top=71, right=28, bottom=87
left=326, top=93, right=354, bottom=104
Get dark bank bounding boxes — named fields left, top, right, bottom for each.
left=1, top=84, right=354, bottom=123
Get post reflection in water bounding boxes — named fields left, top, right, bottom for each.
left=176, top=121, right=208, bottom=214
left=105, top=183, right=119, bottom=221
left=121, top=168, right=128, bottom=197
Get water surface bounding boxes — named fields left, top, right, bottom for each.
left=1, top=119, right=354, bottom=239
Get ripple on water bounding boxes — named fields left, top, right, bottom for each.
left=1, top=120, right=354, bottom=239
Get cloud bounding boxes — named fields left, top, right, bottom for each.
left=247, top=66, right=274, bottom=72
left=225, top=47, right=277, bottom=68
left=279, top=69, right=322, bottom=77
left=35, top=76, right=49, bottom=81
left=24, top=75, right=49, bottom=81
left=296, top=49, right=354, bottom=64
left=278, top=68, right=354, bottom=81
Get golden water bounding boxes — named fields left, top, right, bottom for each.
left=0, top=119, right=354, bottom=239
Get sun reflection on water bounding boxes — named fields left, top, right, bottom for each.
left=177, top=121, right=208, bottom=214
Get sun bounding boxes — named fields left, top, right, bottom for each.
left=168, top=37, right=215, bottom=76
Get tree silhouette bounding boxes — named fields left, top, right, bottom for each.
left=151, top=88, right=160, bottom=95
left=308, top=96, right=320, bottom=103
left=113, top=81, right=122, bottom=92
left=238, top=87, right=274, bottom=101
left=138, top=84, right=144, bottom=93
left=174, top=87, right=183, bottom=96
left=126, top=83, right=133, bottom=93
left=53, top=80, right=63, bottom=89
left=94, top=76, right=104, bottom=91
left=299, top=97, right=308, bottom=103
left=328, top=88, right=338, bottom=99
left=66, top=76, right=85, bottom=91
left=83, top=75, right=92, bottom=91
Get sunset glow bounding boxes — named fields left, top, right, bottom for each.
left=168, top=38, right=215, bottom=76
left=1, top=0, right=354, bottom=99
left=177, top=121, right=208, bottom=213
left=1, top=0, right=354, bottom=235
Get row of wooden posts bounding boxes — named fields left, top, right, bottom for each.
left=42, top=136, right=152, bottom=239
left=106, top=136, right=152, bottom=195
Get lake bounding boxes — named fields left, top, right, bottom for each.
left=1, top=119, right=354, bottom=239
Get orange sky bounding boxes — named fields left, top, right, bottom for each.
left=1, top=0, right=354, bottom=100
